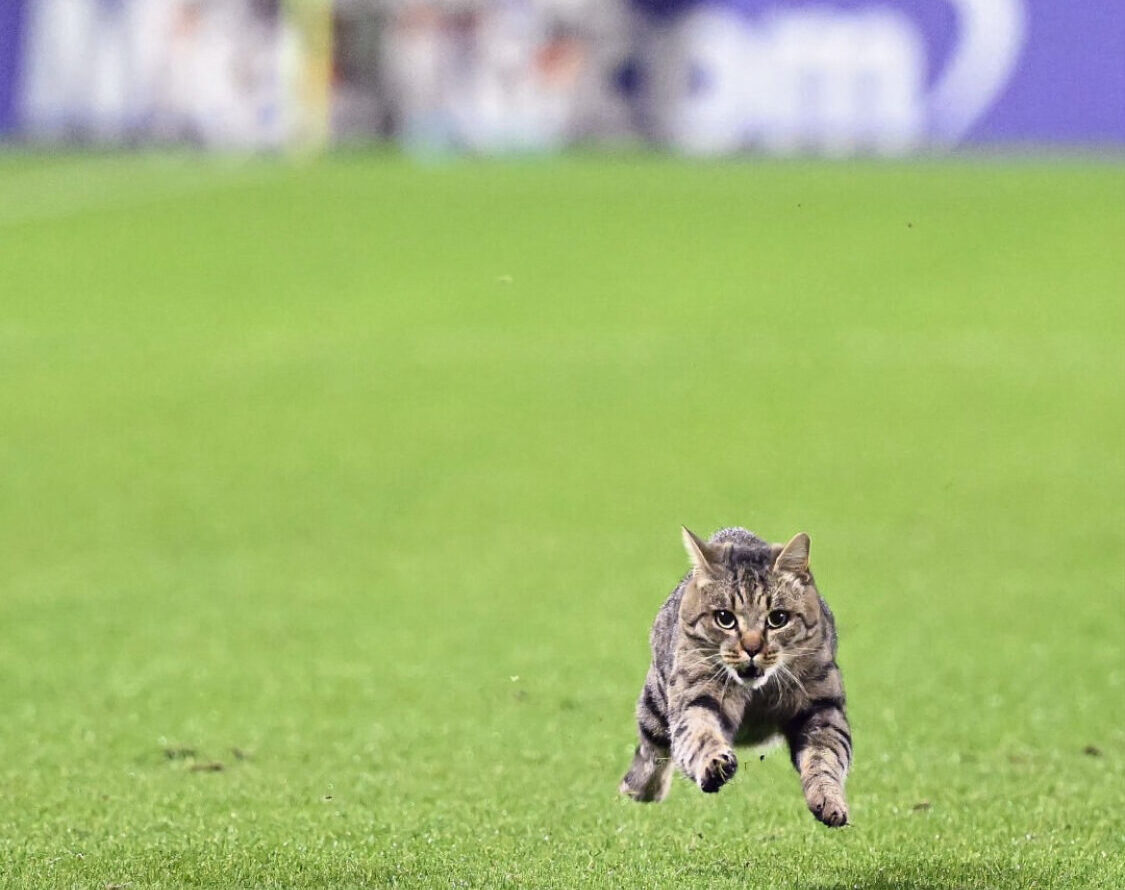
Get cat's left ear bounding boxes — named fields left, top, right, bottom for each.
left=773, top=532, right=810, bottom=574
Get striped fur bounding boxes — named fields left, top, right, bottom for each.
left=619, top=527, right=852, bottom=828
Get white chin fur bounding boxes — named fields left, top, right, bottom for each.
left=724, top=664, right=775, bottom=689
left=748, top=666, right=775, bottom=690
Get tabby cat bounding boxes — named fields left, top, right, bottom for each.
left=620, top=526, right=852, bottom=827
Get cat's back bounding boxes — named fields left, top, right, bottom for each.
left=649, top=578, right=685, bottom=661
left=709, top=526, right=766, bottom=549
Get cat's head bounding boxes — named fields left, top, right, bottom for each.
left=677, top=527, right=826, bottom=690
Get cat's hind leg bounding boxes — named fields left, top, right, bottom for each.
left=620, top=676, right=673, bottom=802
left=619, top=739, right=673, bottom=802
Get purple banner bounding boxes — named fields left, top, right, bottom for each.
left=0, top=0, right=27, bottom=135
left=627, top=0, right=1125, bottom=151
left=979, top=3, right=1125, bottom=144
left=2, top=0, right=1123, bottom=151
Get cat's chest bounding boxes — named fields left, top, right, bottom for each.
left=732, top=696, right=789, bottom=747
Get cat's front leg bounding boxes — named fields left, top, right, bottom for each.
left=668, top=686, right=740, bottom=793
left=784, top=697, right=852, bottom=827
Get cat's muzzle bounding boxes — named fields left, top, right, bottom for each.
left=736, top=662, right=763, bottom=680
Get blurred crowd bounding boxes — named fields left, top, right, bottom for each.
left=1, top=0, right=1122, bottom=154
left=10, top=0, right=301, bottom=148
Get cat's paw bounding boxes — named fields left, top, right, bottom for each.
left=699, top=749, right=738, bottom=793
left=807, top=787, right=849, bottom=827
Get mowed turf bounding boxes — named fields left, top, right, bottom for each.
left=0, top=153, right=1122, bottom=889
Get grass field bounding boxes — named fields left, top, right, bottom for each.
left=1, top=153, right=1123, bottom=889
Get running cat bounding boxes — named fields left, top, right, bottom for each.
left=619, top=526, right=852, bottom=827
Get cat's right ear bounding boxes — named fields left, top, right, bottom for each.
left=682, top=527, right=720, bottom=580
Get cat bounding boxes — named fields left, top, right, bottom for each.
left=619, top=526, right=852, bottom=827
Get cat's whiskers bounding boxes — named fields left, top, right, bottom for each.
left=695, top=648, right=748, bottom=696
left=711, top=659, right=740, bottom=694
left=683, top=648, right=733, bottom=691
left=780, top=645, right=822, bottom=657
left=767, top=664, right=798, bottom=705
left=684, top=645, right=748, bottom=689
left=715, top=661, right=733, bottom=697
left=776, top=662, right=809, bottom=701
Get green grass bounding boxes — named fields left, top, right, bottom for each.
left=0, top=152, right=1123, bottom=889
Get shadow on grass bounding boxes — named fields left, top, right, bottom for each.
left=660, top=852, right=1054, bottom=890
left=802, top=859, right=1024, bottom=890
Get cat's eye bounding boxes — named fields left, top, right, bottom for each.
left=766, top=610, right=790, bottom=629
left=713, top=610, right=737, bottom=630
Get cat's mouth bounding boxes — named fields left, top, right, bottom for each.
left=722, top=657, right=773, bottom=687
left=732, top=661, right=777, bottom=689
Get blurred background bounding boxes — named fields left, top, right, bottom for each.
left=1, top=0, right=1123, bottom=156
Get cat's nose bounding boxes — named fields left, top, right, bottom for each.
left=742, top=630, right=763, bottom=658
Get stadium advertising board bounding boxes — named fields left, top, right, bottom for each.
left=0, top=0, right=1122, bottom=152
left=625, top=0, right=1125, bottom=152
